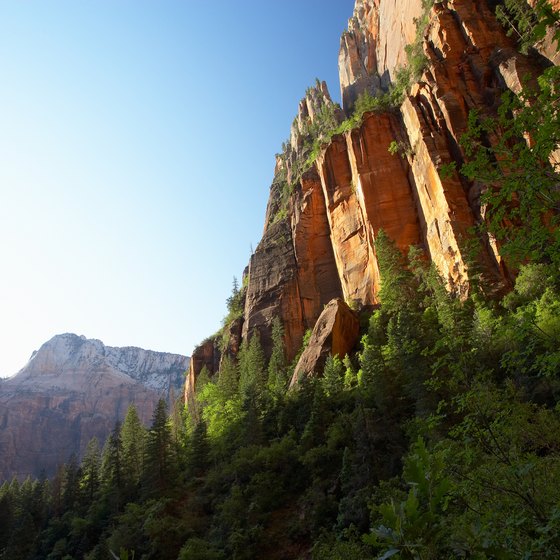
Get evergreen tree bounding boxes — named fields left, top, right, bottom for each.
left=189, top=419, right=210, bottom=478
left=0, top=481, right=14, bottom=551
left=79, top=437, right=101, bottom=505
left=267, top=317, right=288, bottom=396
left=62, top=453, right=81, bottom=512
left=224, top=276, right=245, bottom=323
left=9, top=478, right=38, bottom=560
left=101, top=422, right=124, bottom=511
left=169, top=391, right=189, bottom=472
left=143, top=398, right=176, bottom=497
left=120, top=404, right=146, bottom=492
left=217, top=354, right=239, bottom=399
left=375, top=229, right=418, bottom=312
left=321, top=355, right=344, bottom=397
left=238, top=331, right=267, bottom=401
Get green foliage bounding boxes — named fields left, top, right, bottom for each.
left=321, top=355, right=345, bottom=397
left=267, top=317, right=289, bottom=397
left=142, top=399, right=176, bottom=498
left=178, top=538, right=224, bottom=560
left=238, top=332, right=267, bottom=400
left=366, top=437, right=452, bottom=559
left=387, top=140, right=399, bottom=156
left=120, top=405, right=146, bottom=493
left=495, top=0, right=560, bottom=53
left=323, top=90, right=396, bottom=148
left=460, top=66, right=560, bottom=270
left=375, top=230, right=418, bottom=311
left=198, top=380, right=244, bottom=445
left=388, top=139, right=413, bottom=158
left=225, top=277, right=243, bottom=320
left=80, top=438, right=101, bottom=503
left=216, top=354, right=239, bottom=399
left=4, top=191, right=560, bottom=558
left=188, top=420, right=210, bottom=477
left=312, top=535, right=371, bottom=560
left=101, top=425, right=124, bottom=509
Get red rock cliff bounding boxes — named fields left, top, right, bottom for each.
left=186, top=0, right=557, bottom=402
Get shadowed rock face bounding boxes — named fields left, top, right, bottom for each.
left=186, top=0, right=557, bottom=401
left=0, top=333, right=188, bottom=480
left=290, top=299, right=360, bottom=388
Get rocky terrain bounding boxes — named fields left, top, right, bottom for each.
left=185, top=0, right=559, bottom=405
left=0, top=333, right=188, bottom=480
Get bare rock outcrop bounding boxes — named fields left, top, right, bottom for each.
left=339, top=0, right=381, bottom=110
left=290, top=299, right=360, bottom=388
left=0, top=333, right=188, bottom=480
left=184, top=335, right=221, bottom=412
left=339, top=0, right=423, bottom=109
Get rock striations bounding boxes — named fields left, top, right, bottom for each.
left=186, top=0, right=559, bottom=407
left=0, top=333, right=188, bottom=480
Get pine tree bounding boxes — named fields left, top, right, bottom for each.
left=143, top=398, right=176, bottom=497
left=0, top=481, right=14, bottom=550
left=62, top=453, right=81, bottom=512
left=321, top=355, right=345, bottom=397
left=79, top=437, right=101, bottom=504
left=267, top=317, right=288, bottom=397
left=120, top=404, right=146, bottom=490
left=169, top=392, right=189, bottom=472
left=189, top=419, right=210, bottom=478
left=9, top=477, right=38, bottom=560
left=101, top=422, right=124, bottom=511
left=238, top=331, right=267, bottom=400
left=375, top=229, right=418, bottom=312
left=217, top=355, right=239, bottom=400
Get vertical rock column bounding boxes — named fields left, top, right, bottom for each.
left=291, top=169, right=343, bottom=332
left=401, top=92, right=473, bottom=293
left=316, top=134, right=378, bottom=306
left=242, top=219, right=303, bottom=362
left=348, top=111, right=422, bottom=286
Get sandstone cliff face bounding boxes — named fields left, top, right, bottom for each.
left=337, top=0, right=545, bottom=293
left=339, top=0, right=381, bottom=110
left=339, top=0, right=423, bottom=108
left=186, top=0, right=556, bottom=402
left=0, top=334, right=188, bottom=480
left=243, top=0, right=535, bottom=364
left=316, top=111, right=422, bottom=306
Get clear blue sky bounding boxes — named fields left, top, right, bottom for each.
left=0, top=0, right=355, bottom=377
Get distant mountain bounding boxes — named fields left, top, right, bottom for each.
left=0, top=333, right=189, bottom=480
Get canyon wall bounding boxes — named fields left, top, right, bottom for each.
left=0, top=333, right=188, bottom=480
left=186, top=0, right=558, bottom=402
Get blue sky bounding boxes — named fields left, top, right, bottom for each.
left=0, top=0, right=355, bottom=377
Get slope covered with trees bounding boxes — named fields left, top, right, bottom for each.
left=1, top=239, right=559, bottom=558
left=1, top=1, right=559, bottom=559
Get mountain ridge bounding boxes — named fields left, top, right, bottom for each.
left=0, top=333, right=188, bottom=480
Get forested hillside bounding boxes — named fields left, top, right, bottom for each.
left=2, top=239, right=559, bottom=559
